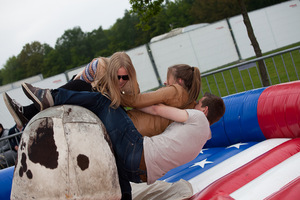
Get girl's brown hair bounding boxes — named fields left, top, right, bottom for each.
left=167, top=64, right=201, bottom=105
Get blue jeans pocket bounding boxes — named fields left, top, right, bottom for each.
left=109, top=129, right=143, bottom=171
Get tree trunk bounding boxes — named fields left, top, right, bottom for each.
left=237, top=0, right=270, bottom=87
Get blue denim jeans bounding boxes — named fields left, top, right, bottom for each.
left=53, top=88, right=144, bottom=196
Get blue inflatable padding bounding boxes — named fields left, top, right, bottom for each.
left=160, top=142, right=257, bottom=183
left=222, top=91, right=249, bottom=145
left=0, top=166, right=14, bottom=200
left=206, top=88, right=267, bottom=148
left=204, top=117, right=229, bottom=148
left=204, top=92, right=246, bottom=148
left=239, top=88, right=266, bottom=142
left=159, top=147, right=223, bottom=180
left=225, top=88, right=266, bottom=145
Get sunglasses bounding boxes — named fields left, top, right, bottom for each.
left=117, top=75, right=129, bottom=80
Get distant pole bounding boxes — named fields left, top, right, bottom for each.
left=237, top=0, right=270, bottom=86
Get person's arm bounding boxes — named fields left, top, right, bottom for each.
left=139, top=104, right=189, bottom=123
left=8, top=125, right=22, bottom=152
left=0, top=129, right=10, bottom=151
left=121, top=84, right=189, bottom=109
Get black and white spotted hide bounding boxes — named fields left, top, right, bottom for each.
left=11, top=105, right=121, bottom=200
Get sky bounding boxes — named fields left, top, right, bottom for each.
left=0, top=0, right=132, bottom=69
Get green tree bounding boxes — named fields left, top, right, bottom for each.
left=132, top=0, right=195, bottom=40
left=147, top=6, right=170, bottom=39
left=42, top=49, right=63, bottom=77
left=191, top=0, right=289, bottom=24
left=130, top=0, right=165, bottom=30
left=0, top=70, right=2, bottom=85
left=245, top=0, right=288, bottom=11
left=108, top=11, right=150, bottom=52
left=55, top=27, right=91, bottom=71
left=130, top=0, right=289, bottom=27
left=0, top=41, right=51, bottom=84
left=18, top=41, right=51, bottom=77
left=166, top=0, right=195, bottom=28
left=86, top=26, right=110, bottom=57
left=0, top=56, right=21, bottom=84
left=191, top=0, right=241, bottom=23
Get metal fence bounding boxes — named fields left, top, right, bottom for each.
left=200, top=46, right=300, bottom=97
left=0, top=131, right=22, bottom=169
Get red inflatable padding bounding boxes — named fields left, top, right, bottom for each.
left=265, top=176, right=300, bottom=200
left=190, top=138, right=300, bottom=200
left=257, top=81, right=300, bottom=139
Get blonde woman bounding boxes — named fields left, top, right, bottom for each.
left=6, top=52, right=139, bottom=127
left=75, top=51, right=140, bottom=108
left=97, top=52, right=139, bottom=108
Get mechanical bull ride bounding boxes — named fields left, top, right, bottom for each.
left=1, top=80, right=300, bottom=200
left=7, top=105, right=121, bottom=199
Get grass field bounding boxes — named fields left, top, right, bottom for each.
left=199, top=43, right=300, bottom=98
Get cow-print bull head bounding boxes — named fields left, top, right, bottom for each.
left=11, top=105, right=121, bottom=199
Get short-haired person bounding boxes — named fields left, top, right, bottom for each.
left=3, top=84, right=225, bottom=199
left=0, top=123, right=22, bottom=168
left=0, top=123, right=9, bottom=151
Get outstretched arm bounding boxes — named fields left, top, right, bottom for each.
left=139, top=104, right=189, bottom=123
left=121, top=84, right=189, bottom=109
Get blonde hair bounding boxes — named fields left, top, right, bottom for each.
left=100, top=52, right=139, bottom=108
left=167, top=64, right=201, bottom=105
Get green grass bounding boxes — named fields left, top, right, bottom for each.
left=199, top=43, right=300, bottom=98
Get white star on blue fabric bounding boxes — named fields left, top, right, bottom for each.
left=190, top=158, right=213, bottom=168
left=226, top=143, right=248, bottom=149
left=200, top=149, right=208, bottom=154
